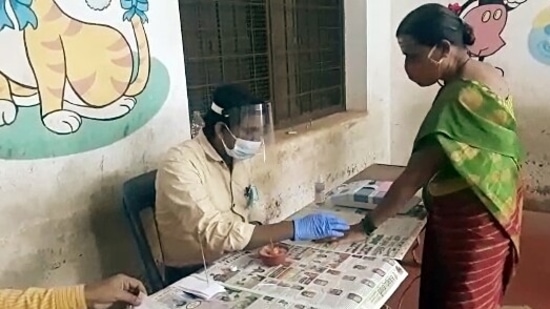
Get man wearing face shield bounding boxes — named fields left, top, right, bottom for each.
left=155, top=84, right=349, bottom=283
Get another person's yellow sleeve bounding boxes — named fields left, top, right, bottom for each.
left=0, top=285, right=86, bottom=309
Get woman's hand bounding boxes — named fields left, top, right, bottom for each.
left=314, top=223, right=368, bottom=245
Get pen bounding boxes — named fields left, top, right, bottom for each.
left=198, top=233, right=210, bottom=285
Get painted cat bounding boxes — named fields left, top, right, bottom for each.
left=0, top=0, right=150, bottom=134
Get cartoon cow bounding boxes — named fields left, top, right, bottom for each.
left=449, top=0, right=527, bottom=61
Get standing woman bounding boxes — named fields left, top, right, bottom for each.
left=331, top=4, right=524, bottom=308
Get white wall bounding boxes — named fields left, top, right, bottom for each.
left=387, top=0, right=550, bottom=211
left=0, top=0, right=189, bottom=287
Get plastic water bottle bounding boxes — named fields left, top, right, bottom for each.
left=314, top=177, right=326, bottom=205
left=191, top=111, right=205, bottom=138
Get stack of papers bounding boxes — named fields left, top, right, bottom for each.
left=175, top=274, right=226, bottom=299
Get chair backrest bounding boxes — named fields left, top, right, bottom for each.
left=122, top=170, right=165, bottom=292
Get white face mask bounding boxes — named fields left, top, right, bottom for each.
left=220, top=127, right=262, bottom=160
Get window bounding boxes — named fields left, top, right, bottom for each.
left=179, top=0, right=345, bottom=127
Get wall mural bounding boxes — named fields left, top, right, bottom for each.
left=448, top=0, right=528, bottom=74
left=528, top=6, right=550, bottom=66
left=0, top=0, right=170, bottom=160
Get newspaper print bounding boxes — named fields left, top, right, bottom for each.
left=285, top=204, right=427, bottom=260
left=144, top=285, right=318, bottom=309
left=212, top=288, right=322, bottom=309
left=139, top=285, right=220, bottom=309
left=196, top=245, right=407, bottom=309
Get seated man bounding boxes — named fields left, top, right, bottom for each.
left=156, top=84, right=348, bottom=283
left=0, top=273, right=145, bottom=309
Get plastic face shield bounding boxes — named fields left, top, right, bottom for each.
left=225, top=102, right=275, bottom=146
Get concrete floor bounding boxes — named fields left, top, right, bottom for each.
left=385, top=210, right=550, bottom=309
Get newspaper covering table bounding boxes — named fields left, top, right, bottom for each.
left=140, top=205, right=424, bottom=309
left=139, top=244, right=407, bottom=309
left=190, top=244, right=407, bottom=309
left=285, top=204, right=427, bottom=260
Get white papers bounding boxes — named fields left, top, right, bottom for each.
left=175, top=274, right=226, bottom=299
left=136, top=285, right=227, bottom=309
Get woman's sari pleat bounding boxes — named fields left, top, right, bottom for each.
left=419, top=186, right=522, bottom=309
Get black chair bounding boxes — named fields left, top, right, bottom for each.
left=122, top=170, right=165, bottom=292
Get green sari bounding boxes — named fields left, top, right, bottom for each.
left=413, top=79, right=524, bottom=253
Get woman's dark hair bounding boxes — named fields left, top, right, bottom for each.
left=203, top=83, right=263, bottom=133
left=396, top=3, right=475, bottom=47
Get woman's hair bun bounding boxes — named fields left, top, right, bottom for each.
left=462, top=21, right=476, bottom=46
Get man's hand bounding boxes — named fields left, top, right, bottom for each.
left=84, top=274, right=147, bottom=309
left=292, top=212, right=350, bottom=241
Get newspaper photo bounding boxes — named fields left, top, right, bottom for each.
left=285, top=204, right=427, bottom=260
left=211, top=288, right=323, bottom=309
left=197, top=245, right=407, bottom=309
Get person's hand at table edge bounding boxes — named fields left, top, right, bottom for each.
left=292, top=212, right=349, bottom=241
left=314, top=215, right=377, bottom=244
left=84, top=274, right=147, bottom=308
left=315, top=223, right=367, bottom=244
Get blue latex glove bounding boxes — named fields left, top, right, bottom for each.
left=292, top=212, right=350, bottom=241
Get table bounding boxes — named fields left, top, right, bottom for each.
left=141, top=164, right=423, bottom=309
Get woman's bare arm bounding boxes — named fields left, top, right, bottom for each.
left=369, top=145, right=446, bottom=226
